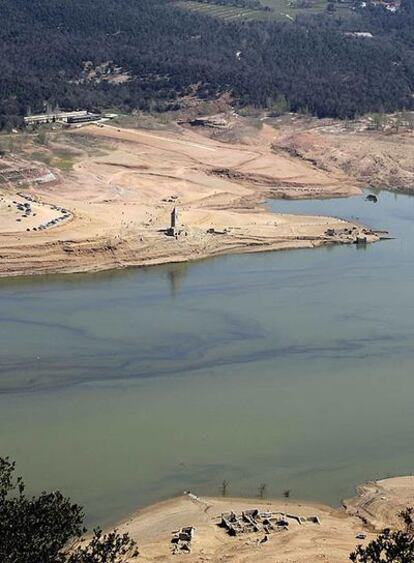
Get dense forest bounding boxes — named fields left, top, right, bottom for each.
left=1, top=0, right=414, bottom=128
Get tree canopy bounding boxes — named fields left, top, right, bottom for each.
left=0, top=457, right=138, bottom=563
left=350, top=508, right=414, bottom=563
left=1, top=0, right=414, bottom=128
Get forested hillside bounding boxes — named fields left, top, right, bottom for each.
left=1, top=0, right=414, bottom=128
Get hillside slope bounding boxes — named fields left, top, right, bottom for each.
left=1, top=0, right=414, bottom=127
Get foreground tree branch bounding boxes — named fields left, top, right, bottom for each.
left=0, top=457, right=138, bottom=563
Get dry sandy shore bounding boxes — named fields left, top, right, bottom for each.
left=113, top=477, right=414, bottom=562
left=0, top=123, right=376, bottom=278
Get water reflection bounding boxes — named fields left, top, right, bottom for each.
left=1, top=190, right=414, bottom=525
left=166, top=263, right=191, bottom=297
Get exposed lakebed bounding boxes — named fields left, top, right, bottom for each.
left=1, top=190, right=414, bottom=525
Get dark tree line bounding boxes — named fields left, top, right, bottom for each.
left=1, top=0, right=414, bottom=128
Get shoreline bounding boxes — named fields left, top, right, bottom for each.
left=107, top=476, right=414, bottom=562
left=0, top=224, right=377, bottom=280
left=0, top=123, right=378, bottom=279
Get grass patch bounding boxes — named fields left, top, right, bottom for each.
left=28, top=149, right=75, bottom=172
left=175, top=1, right=272, bottom=21
left=52, top=157, right=74, bottom=172
left=177, top=0, right=353, bottom=21
left=62, top=133, right=111, bottom=157
left=28, top=151, right=53, bottom=165
left=261, top=0, right=353, bottom=20
left=0, top=132, right=31, bottom=155
left=111, top=112, right=176, bottom=130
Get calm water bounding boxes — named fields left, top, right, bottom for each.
left=1, top=190, right=414, bottom=525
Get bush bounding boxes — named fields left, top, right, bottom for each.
left=0, top=457, right=139, bottom=563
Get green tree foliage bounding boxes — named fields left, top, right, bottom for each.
left=350, top=528, right=414, bottom=563
left=0, top=457, right=138, bottom=563
left=268, top=95, right=289, bottom=116
left=400, top=507, right=414, bottom=533
left=371, top=113, right=386, bottom=131
left=35, top=129, right=49, bottom=146
left=1, top=0, right=414, bottom=127
left=66, top=529, right=138, bottom=563
left=350, top=507, right=414, bottom=563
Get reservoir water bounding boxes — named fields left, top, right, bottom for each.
left=1, top=190, right=414, bottom=525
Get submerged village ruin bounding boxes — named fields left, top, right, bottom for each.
left=1, top=112, right=413, bottom=563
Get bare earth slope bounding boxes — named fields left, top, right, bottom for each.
left=344, top=476, right=414, bottom=531
left=113, top=477, right=414, bottom=562
left=118, top=495, right=367, bottom=563
left=0, top=123, right=374, bottom=278
left=272, top=116, right=414, bottom=192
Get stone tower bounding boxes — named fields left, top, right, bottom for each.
left=171, top=207, right=178, bottom=230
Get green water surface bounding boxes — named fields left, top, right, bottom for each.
left=1, top=190, right=414, bottom=525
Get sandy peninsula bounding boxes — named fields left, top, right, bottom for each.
left=112, top=476, right=414, bottom=562
left=0, top=121, right=377, bottom=278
